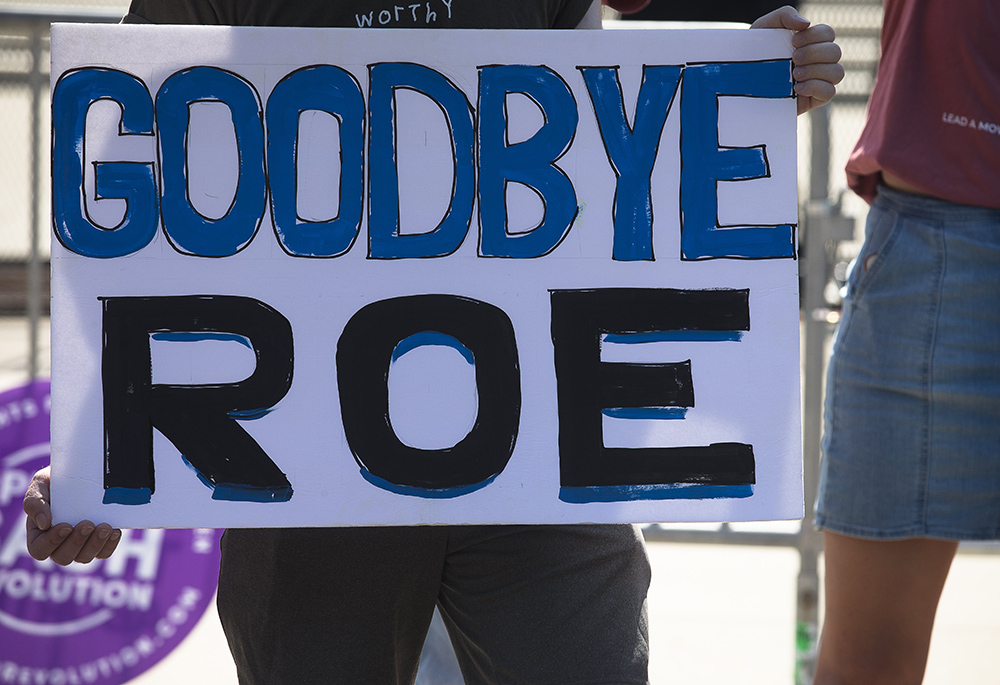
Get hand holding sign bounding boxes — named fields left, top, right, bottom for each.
left=24, top=467, right=122, bottom=565
left=750, top=6, right=844, bottom=114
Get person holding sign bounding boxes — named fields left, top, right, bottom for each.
left=813, top=2, right=1000, bottom=683
left=27, top=2, right=843, bottom=683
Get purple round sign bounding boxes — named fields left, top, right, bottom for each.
left=0, top=380, right=223, bottom=684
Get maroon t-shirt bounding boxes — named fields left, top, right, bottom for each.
left=846, top=0, right=1000, bottom=208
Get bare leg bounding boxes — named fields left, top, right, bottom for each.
left=814, top=531, right=958, bottom=685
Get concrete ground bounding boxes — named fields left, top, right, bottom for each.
left=4, top=317, right=1000, bottom=684
left=126, top=538, right=1000, bottom=685
left=129, top=539, right=1000, bottom=685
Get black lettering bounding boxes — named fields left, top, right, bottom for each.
left=102, top=295, right=294, bottom=504
left=549, top=288, right=754, bottom=499
left=336, top=294, right=520, bottom=494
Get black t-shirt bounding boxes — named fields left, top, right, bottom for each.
left=123, top=0, right=593, bottom=29
left=618, top=1, right=799, bottom=25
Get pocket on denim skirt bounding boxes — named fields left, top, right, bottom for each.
left=843, top=197, right=904, bottom=304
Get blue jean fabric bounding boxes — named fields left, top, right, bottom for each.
left=816, top=186, right=1000, bottom=540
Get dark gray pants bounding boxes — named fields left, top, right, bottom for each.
left=218, top=524, right=650, bottom=684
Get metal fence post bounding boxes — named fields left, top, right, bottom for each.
left=796, top=101, right=856, bottom=684
left=794, top=100, right=831, bottom=685
left=27, top=20, right=43, bottom=379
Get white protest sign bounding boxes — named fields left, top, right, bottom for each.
left=49, top=23, right=802, bottom=528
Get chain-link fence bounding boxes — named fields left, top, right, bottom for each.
left=0, top=13, right=46, bottom=315
left=0, top=3, right=126, bottom=320
left=799, top=0, right=883, bottom=307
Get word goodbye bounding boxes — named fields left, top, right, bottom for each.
left=53, top=60, right=796, bottom=264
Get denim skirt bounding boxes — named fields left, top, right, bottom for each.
left=815, top=186, right=1000, bottom=540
